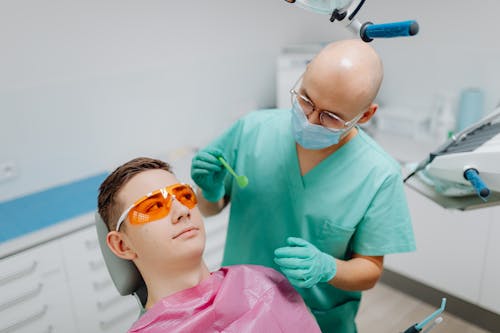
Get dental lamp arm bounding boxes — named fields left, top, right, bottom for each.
left=284, top=0, right=354, bottom=15
left=285, top=0, right=419, bottom=42
left=358, top=20, right=419, bottom=42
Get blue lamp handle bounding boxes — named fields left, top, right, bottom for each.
left=360, top=20, right=419, bottom=42
left=464, top=169, right=491, bottom=201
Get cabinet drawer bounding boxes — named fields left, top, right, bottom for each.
left=0, top=286, right=77, bottom=333
left=60, top=226, right=139, bottom=332
left=0, top=241, right=66, bottom=307
left=69, top=278, right=139, bottom=333
left=0, top=242, right=76, bottom=333
left=59, top=226, right=111, bottom=281
left=0, top=241, right=63, bottom=290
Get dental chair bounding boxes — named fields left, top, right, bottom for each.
left=95, top=212, right=147, bottom=311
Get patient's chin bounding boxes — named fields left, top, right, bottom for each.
left=182, top=237, right=206, bottom=259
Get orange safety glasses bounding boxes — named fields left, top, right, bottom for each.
left=115, top=183, right=197, bottom=231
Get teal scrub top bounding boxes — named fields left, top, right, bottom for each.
left=205, top=109, right=416, bottom=333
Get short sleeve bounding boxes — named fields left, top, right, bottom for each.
left=352, top=172, right=416, bottom=255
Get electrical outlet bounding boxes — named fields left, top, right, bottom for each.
left=0, top=161, right=17, bottom=183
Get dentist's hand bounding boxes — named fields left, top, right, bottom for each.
left=191, top=148, right=228, bottom=202
left=274, top=237, right=337, bottom=289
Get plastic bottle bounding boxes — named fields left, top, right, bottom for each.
left=430, top=94, right=456, bottom=141
left=456, top=88, right=484, bottom=132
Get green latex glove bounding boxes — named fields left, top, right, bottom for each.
left=274, top=237, right=337, bottom=288
left=190, top=148, right=228, bottom=202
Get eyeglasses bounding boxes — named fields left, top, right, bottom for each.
left=115, top=183, right=197, bottom=231
left=289, top=76, right=364, bottom=131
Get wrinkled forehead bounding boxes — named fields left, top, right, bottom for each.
left=117, top=169, right=178, bottom=208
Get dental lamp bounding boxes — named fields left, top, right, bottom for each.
left=284, top=0, right=419, bottom=42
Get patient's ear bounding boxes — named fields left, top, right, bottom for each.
left=106, top=231, right=137, bottom=260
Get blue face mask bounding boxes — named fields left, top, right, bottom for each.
left=290, top=101, right=344, bottom=149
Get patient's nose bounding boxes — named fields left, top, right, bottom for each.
left=171, top=198, right=190, bottom=224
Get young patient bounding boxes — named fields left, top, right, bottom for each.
left=97, top=157, right=320, bottom=333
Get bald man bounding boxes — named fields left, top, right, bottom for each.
left=191, top=40, right=416, bottom=332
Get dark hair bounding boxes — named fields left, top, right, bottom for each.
left=98, top=157, right=172, bottom=231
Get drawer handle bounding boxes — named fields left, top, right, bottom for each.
left=0, top=283, right=43, bottom=312
left=0, top=304, right=48, bottom=333
left=96, top=294, right=123, bottom=311
left=92, top=279, right=112, bottom=291
left=0, top=261, right=37, bottom=286
left=99, top=305, right=138, bottom=330
left=88, top=260, right=105, bottom=271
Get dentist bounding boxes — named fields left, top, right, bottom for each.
left=191, top=39, right=416, bottom=332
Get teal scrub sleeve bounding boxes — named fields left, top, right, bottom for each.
left=352, top=172, right=416, bottom=255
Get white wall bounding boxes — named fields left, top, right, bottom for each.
left=0, top=0, right=338, bottom=201
left=1, top=0, right=500, bottom=202
left=363, top=0, right=500, bottom=112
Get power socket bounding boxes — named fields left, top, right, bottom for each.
left=0, top=161, right=17, bottom=183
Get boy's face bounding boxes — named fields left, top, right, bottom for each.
left=115, top=169, right=206, bottom=271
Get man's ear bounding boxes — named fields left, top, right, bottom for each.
left=358, top=104, right=378, bottom=124
left=106, top=231, right=137, bottom=260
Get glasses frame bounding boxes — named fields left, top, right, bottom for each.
left=115, top=183, right=196, bottom=231
left=289, top=75, right=365, bottom=132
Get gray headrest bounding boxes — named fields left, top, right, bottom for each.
left=95, top=212, right=144, bottom=296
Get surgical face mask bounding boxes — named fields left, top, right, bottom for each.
left=289, top=0, right=352, bottom=15
left=290, top=101, right=346, bottom=149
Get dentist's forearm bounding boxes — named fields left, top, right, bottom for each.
left=329, top=255, right=384, bottom=291
left=196, top=189, right=228, bottom=216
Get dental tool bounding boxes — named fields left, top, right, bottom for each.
left=402, top=298, right=446, bottom=333
left=404, top=107, right=500, bottom=210
left=218, top=156, right=249, bottom=188
left=421, top=317, right=443, bottom=333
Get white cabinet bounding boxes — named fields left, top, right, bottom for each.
left=0, top=204, right=231, bottom=333
left=0, top=224, right=140, bottom=333
left=0, top=241, right=77, bottom=333
left=385, top=187, right=491, bottom=304
left=376, top=132, right=499, bottom=313
left=60, top=226, right=139, bottom=333
left=478, top=207, right=500, bottom=313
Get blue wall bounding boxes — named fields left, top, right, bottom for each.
left=0, top=173, right=107, bottom=242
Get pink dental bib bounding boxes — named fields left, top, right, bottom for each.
left=128, top=265, right=321, bottom=333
